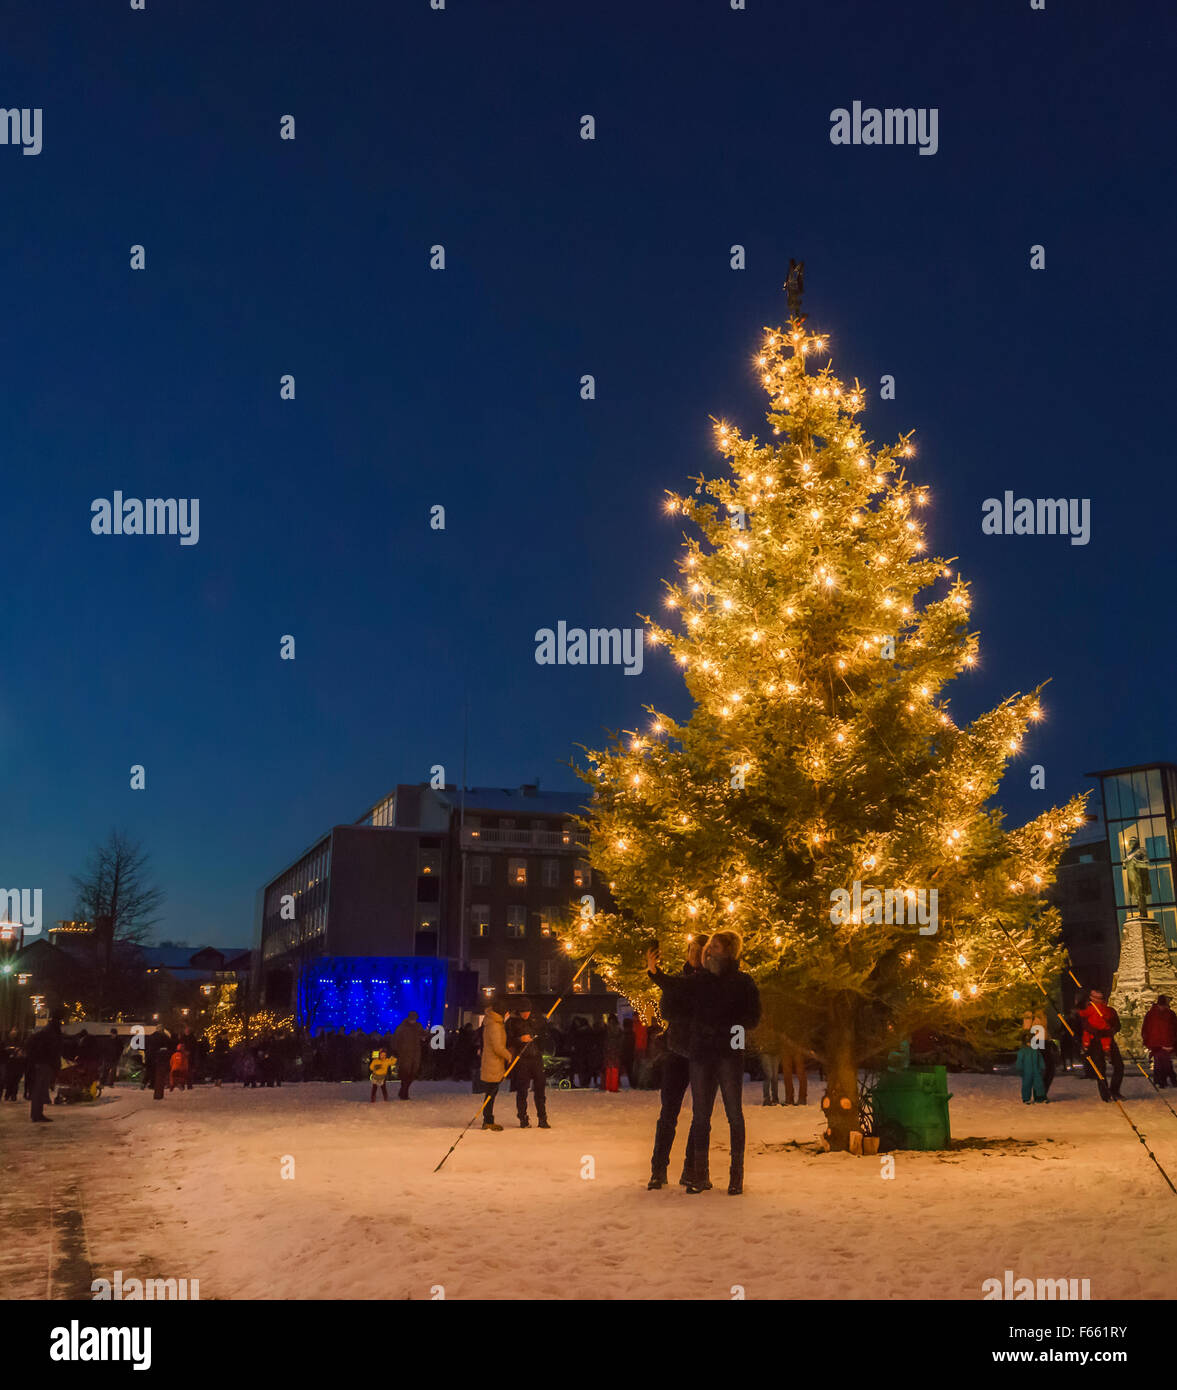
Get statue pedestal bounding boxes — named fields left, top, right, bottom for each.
left=1109, top=914, right=1177, bottom=1052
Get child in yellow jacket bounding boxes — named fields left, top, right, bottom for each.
left=370, top=1049, right=394, bottom=1102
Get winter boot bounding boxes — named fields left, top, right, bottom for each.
left=685, top=1146, right=711, bottom=1193
left=519, top=1116, right=531, bottom=1128
left=482, top=1120, right=503, bottom=1131
left=648, top=1167, right=668, bottom=1190
left=728, top=1161, right=744, bottom=1196
left=537, top=1111, right=550, bottom=1128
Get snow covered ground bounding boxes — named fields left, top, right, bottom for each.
left=3, top=1071, right=1174, bottom=1301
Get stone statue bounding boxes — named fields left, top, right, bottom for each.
left=784, top=258, right=806, bottom=319
left=1123, top=835, right=1153, bottom=918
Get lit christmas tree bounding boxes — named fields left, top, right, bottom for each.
left=574, top=309, right=1088, bottom=1152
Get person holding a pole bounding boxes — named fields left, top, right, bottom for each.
left=479, top=998, right=511, bottom=1131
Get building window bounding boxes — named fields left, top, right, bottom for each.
left=509, top=858, right=527, bottom=887
left=538, top=958, right=556, bottom=992
left=470, top=855, right=491, bottom=886
left=418, top=905, right=440, bottom=931
left=470, top=904, right=490, bottom=937
left=538, top=909, right=555, bottom=937
left=470, top=958, right=489, bottom=993
left=506, top=960, right=525, bottom=993
left=542, top=859, right=560, bottom=888
left=507, top=906, right=526, bottom=938
left=418, top=848, right=442, bottom=876
left=573, top=862, right=590, bottom=889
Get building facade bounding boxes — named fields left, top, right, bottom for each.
left=1087, top=763, right=1177, bottom=951
left=255, top=781, right=615, bottom=1028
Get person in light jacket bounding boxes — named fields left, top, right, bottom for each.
left=479, top=1000, right=512, bottom=1131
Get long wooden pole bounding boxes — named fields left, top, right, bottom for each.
left=433, top=949, right=598, bottom=1173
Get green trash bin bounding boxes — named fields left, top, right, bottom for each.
left=871, top=1065, right=953, bottom=1151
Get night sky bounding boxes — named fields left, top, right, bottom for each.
left=3, top=1, right=1174, bottom=948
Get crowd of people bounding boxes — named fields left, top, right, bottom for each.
left=9, top=945, right=1177, bottom=1195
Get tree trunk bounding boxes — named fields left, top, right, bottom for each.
left=821, top=1000, right=860, bottom=1153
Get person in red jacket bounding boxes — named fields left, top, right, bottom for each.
left=1076, top=990, right=1124, bottom=1102
left=1141, top=995, right=1177, bottom=1089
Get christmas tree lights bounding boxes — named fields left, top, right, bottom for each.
left=567, top=313, right=1087, bottom=1152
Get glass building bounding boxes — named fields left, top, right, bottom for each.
left=1087, top=763, right=1177, bottom=951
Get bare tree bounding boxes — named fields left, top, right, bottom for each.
left=71, top=830, right=166, bottom=976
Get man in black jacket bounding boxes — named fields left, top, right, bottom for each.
left=645, top=933, right=708, bottom=1190
left=682, top=931, right=761, bottom=1196
left=27, top=1012, right=63, bottom=1123
left=506, top=998, right=549, bottom=1128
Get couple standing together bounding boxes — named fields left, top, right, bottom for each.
left=646, top=929, right=761, bottom=1196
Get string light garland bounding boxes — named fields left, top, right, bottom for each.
left=574, top=314, right=1086, bottom=1143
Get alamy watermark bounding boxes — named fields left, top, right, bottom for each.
left=1, top=888, right=42, bottom=937
left=50, top=1322, right=150, bottom=1371
left=535, top=622, right=644, bottom=675
left=0, top=107, right=42, bottom=155
left=830, top=882, right=938, bottom=935
left=982, top=1270, right=1091, bottom=1300
left=90, top=493, right=200, bottom=546
left=91, top=1270, right=199, bottom=1301
left=829, top=102, right=938, bottom=156
left=981, top=492, right=1090, bottom=545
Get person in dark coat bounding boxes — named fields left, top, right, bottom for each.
left=392, top=1011, right=426, bottom=1098
left=27, top=1013, right=64, bottom=1122
left=451, top=1023, right=475, bottom=1082
left=209, top=1037, right=229, bottom=1086
left=1142, top=995, right=1177, bottom=1088
left=602, top=1018, right=623, bottom=1091
left=646, top=934, right=707, bottom=1189
left=152, top=1032, right=172, bottom=1100
left=588, top=1022, right=605, bottom=1088
left=620, top=1017, right=637, bottom=1089
left=567, top=1017, right=593, bottom=1088
left=506, top=998, right=549, bottom=1127
left=3, top=1029, right=27, bottom=1101
left=681, top=930, right=761, bottom=1195
left=102, top=1029, right=123, bottom=1087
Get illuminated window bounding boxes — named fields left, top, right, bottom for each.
left=509, top=858, right=527, bottom=887
left=470, top=904, right=490, bottom=937
left=506, top=960, right=525, bottom=992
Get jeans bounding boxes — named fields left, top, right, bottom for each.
left=759, top=1051, right=780, bottom=1103
left=687, top=1054, right=746, bottom=1181
left=650, top=1052, right=692, bottom=1179
left=513, top=1059, right=547, bottom=1121
left=782, top=1049, right=807, bottom=1104
left=482, top=1080, right=501, bottom=1123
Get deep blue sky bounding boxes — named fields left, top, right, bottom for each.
left=3, top=1, right=1174, bottom=948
